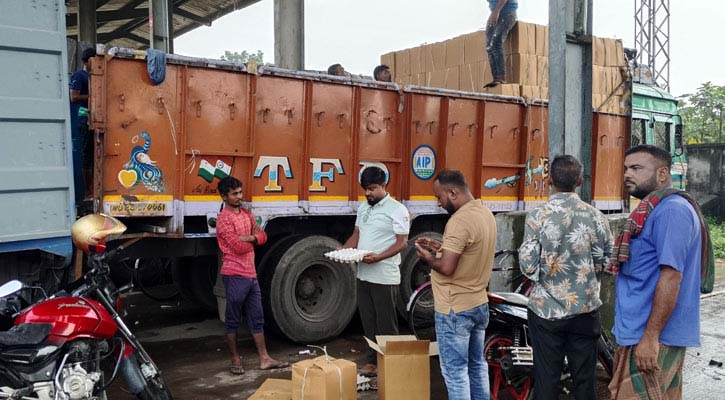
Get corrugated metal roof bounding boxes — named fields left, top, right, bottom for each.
left=65, top=0, right=260, bottom=49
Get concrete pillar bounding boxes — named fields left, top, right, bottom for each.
left=274, top=0, right=305, bottom=70
left=548, top=0, right=594, bottom=202
left=78, top=0, right=97, bottom=44
left=149, top=0, right=172, bottom=52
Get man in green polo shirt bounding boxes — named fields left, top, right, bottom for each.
left=342, top=166, right=410, bottom=376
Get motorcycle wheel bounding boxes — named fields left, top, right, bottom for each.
left=136, top=375, right=173, bottom=400
left=485, top=334, right=534, bottom=400
left=597, top=334, right=615, bottom=378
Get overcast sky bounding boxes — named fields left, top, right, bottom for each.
left=175, top=0, right=724, bottom=97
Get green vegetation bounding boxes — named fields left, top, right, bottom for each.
left=707, top=217, right=725, bottom=260
left=678, top=82, right=725, bottom=144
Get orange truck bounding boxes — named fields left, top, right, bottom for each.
left=88, top=48, right=627, bottom=343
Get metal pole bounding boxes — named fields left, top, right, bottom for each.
left=274, top=0, right=305, bottom=70
left=78, top=0, right=97, bottom=44
left=149, top=0, right=171, bottom=52
left=719, top=105, right=723, bottom=143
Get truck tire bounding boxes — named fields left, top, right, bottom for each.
left=397, top=232, right=442, bottom=319
left=174, top=256, right=217, bottom=311
left=262, top=236, right=356, bottom=343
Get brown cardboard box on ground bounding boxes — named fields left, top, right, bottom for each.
left=535, top=24, right=548, bottom=56
left=506, top=21, right=536, bottom=55
left=365, top=336, right=438, bottom=400
left=460, top=63, right=481, bottom=92
left=536, top=56, right=548, bottom=87
left=506, top=54, right=537, bottom=86
left=431, top=41, right=447, bottom=71
left=250, top=379, right=293, bottom=400
left=464, top=30, right=488, bottom=64
left=291, top=355, right=357, bottom=400
left=593, top=37, right=606, bottom=66
left=445, top=37, right=465, bottom=68
left=380, top=52, right=395, bottom=78
left=395, top=49, right=411, bottom=77
left=410, top=46, right=422, bottom=75
left=483, top=83, right=520, bottom=97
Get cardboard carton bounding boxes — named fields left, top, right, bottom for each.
left=520, top=85, right=539, bottom=99
left=365, top=336, right=438, bottom=400
left=396, top=75, right=412, bottom=87
left=604, top=39, right=619, bottom=67
left=535, top=24, right=548, bottom=56
left=506, top=54, right=538, bottom=85
left=506, top=22, right=536, bottom=55
left=478, top=61, right=494, bottom=87
left=536, top=56, right=549, bottom=87
left=431, top=41, right=447, bottom=71
left=250, top=379, right=293, bottom=400
left=445, top=66, right=461, bottom=90
left=445, top=37, right=465, bottom=68
left=464, top=30, right=488, bottom=64
left=395, top=49, right=411, bottom=77
left=410, top=46, right=422, bottom=75
left=421, top=44, right=434, bottom=73
left=614, top=40, right=625, bottom=66
left=593, top=37, right=606, bottom=66
left=482, top=83, right=520, bottom=97
left=540, top=86, right=548, bottom=99
left=460, top=63, right=481, bottom=92
left=291, top=356, right=356, bottom=400
left=380, top=52, right=395, bottom=79
left=592, top=65, right=604, bottom=94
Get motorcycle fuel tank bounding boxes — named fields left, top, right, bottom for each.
left=15, top=297, right=117, bottom=342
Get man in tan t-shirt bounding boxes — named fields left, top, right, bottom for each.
left=416, top=169, right=497, bottom=400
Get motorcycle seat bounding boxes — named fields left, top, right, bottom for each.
left=491, top=292, right=529, bottom=307
left=0, top=323, right=52, bottom=347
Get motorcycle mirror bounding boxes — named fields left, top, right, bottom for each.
left=0, top=280, right=24, bottom=298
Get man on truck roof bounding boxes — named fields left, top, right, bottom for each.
left=216, top=176, right=288, bottom=374
left=342, top=166, right=410, bottom=376
left=484, top=0, right=518, bottom=88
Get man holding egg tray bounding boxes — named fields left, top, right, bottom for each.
left=342, top=166, right=410, bottom=376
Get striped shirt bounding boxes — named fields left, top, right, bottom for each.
left=216, top=206, right=267, bottom=278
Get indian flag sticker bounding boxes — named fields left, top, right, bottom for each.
left=411, top=145, right=436, bottom=181
left=198, top=159, right=216, bottom=182
left=215, top=160, right=232, bottom=179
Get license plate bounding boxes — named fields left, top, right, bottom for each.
left=109, top=201, right=167, bottom=215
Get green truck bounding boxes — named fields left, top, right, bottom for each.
left=631, top=82, right=686, bottom=189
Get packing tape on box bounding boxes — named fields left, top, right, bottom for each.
left=300, top=345, right=344, bottom=400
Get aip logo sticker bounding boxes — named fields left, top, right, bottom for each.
left=411, top=145, right=436, bottom=180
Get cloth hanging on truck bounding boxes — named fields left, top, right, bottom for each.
left=146, top=48, right=166, bottom=85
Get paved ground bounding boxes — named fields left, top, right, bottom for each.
left=108, top=261, right=725, bottom=399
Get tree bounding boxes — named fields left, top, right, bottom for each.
left=678, top=82, right=725, bottom=143
left=220, top=50, right=264, bottom=64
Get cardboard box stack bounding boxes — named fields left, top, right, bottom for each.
left=381, top=21, right=628, bottom=114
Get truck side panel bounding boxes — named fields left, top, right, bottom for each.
left=0, top=0, right=74, bottom=258
left=94, top=57, right=628, bottom=229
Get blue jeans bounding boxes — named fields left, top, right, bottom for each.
left=486, top=12, right=517, bottom=81
left=435, top=303, right=490, bottom=400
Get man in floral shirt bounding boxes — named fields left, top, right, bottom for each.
left=518, top=155, right=613, bottom=400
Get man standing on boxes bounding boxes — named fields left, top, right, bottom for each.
left=216, top=176, right=288, bottom=374
left=415, top=169, right=497, bottom=399
left=518, top=155, right=613, bottom=399
left=484, top=0, right=518, bottom=88
left=342, top=166, right=410, bottom=376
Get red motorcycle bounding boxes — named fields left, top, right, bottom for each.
left=0, top=214, right=172, bottom=400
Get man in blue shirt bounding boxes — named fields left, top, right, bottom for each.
left=610, top=145, right=701, bottom=399
left=484, top=0, right=518, bottom=88
left=69, top=47, right=95, bottom=201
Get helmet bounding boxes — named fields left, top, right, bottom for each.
left=71, top=214, right=127, bottom=254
